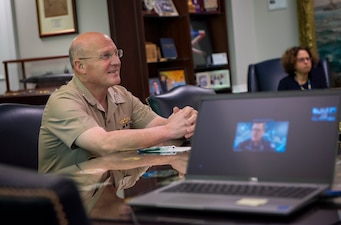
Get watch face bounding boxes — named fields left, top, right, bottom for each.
left=144, top=0, right=155, bottom=11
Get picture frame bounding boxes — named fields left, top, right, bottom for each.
left=158, top=68, right=187, bottom=92
left=148, top=77, right=163, bottom=96
left=195, top=72, right=210, bottom=88
left=153, top=0, right=179, bottom=16
left=209, top=69, right=230, bottom=89
left=297, top=0, right=341, bottom=86
left=196, top=69, right=230, bottom=90
left=36, top=0, right=78, bottom=37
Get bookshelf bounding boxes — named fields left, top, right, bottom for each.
left=107, top=0, right=231, bottom=102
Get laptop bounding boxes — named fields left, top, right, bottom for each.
left=128, top=89, right=341, bottom=215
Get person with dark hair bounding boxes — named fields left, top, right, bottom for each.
left=152, top=80, right=162, bottom=95
left=235, top=122, right=275, bottom=152
left=277, top=46, right=328, bottom=91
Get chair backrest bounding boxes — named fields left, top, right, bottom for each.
left=247, top=58, right=331, bottom=92
left=146, top=85, right=216, bottom=117
left=0, top=163, right=90, bottom=225
left=0, top=103, right=45, bottom=170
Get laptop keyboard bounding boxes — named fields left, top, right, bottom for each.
left=162, top=182, right=317, bottom=199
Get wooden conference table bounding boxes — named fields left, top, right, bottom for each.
left=89, top=151, right=341, bottom=225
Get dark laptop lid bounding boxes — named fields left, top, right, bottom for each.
left=187, top=89, right=341, bottom=185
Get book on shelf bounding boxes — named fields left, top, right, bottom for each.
left=188, top=0, right=196, bottom=13
left=160, top=38, right=178, bottom=60
left=196, top=69, right=230, bottom=90
left=145, top=42, right=158, bottom=63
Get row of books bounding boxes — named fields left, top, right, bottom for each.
left=147, top=24, right=228, bottom=67
left=145, top=38, right=178, bottom=63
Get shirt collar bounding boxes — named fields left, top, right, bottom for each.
left=71, top=76, right=126, bottom=106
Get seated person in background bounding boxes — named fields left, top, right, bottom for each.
left=278, top=46, right=328, bottom=91
left=38, top=32, right=197, bottom=215
left=235, top=122, right=275, bottom=152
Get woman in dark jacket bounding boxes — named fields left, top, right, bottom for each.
left=278, top=46, right=328, bottom=91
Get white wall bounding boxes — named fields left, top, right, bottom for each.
left=228, top=0, right=299, bottom=93
left=1, top=0, right=299, bottom=94
left=14, top=0, right=110, bottom=58
left=0, top=0, right=18, bottom=92
left=0, top=0, right=109, bottom=94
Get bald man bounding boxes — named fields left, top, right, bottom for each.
left=38, top=32, right=197, bottom=213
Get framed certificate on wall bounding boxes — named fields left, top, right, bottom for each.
left=36, top=0, right=78, bottom=37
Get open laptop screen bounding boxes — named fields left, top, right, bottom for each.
left=188, top=90, right=341, bottom=185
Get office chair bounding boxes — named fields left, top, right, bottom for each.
left=0, top=163, right=90, bottom=225
left=146, top=85, right=216, bottom=118
left=0, top=103, right=45, bottom=170
left=247, top=58, right=331, bottom=92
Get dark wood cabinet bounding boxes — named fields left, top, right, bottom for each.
left=107, top=0, right=231, bottom=102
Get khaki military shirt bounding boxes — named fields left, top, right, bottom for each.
left=38, top=76, right=157, bottom=212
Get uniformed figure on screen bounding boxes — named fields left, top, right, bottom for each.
left=235, top=122, right=275, bottom=152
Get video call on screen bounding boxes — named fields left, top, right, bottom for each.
left=189, top=94, right=340, bottom=182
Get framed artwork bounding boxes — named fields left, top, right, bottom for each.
left=297, top=0, right=341, bottom=85
left=36, top=0, right=78, bottom=37
left=209, top=69, right=230, bottom=89
left=158, top=68, right=187, bottom=92
left=190, top=20, right=213, bottom=68
left=195, top=72, right=210, bottom=88
left=153, top=0, right=178, bottom=16
left=196, top=69, right=230, bottom=90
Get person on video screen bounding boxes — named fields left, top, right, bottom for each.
left=236, top=122, right=276, bottom=152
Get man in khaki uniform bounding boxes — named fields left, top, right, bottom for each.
left=38, top=32, right=197, bottom=215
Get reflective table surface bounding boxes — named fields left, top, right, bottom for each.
left=89, top=156, right=341, bottom=225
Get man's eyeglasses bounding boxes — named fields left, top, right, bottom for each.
left=297, top=57, right=311, bottom=63
left=79, top=49, right=123, bottom=61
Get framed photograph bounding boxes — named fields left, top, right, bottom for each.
left=148, top=77, right=163, bottom=96
left=153, top=0, right=179, bottom=16
left=209, top=69, right=230, bottom=89
left=297, top=0, right=341, bottom=85
left=195, top=72, right=210, bottom=88
left=196, top=69, right=230, bottom=90
left=36, top=0, right=78, bottom=37
left=158, top=68, right=187, bottom=92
